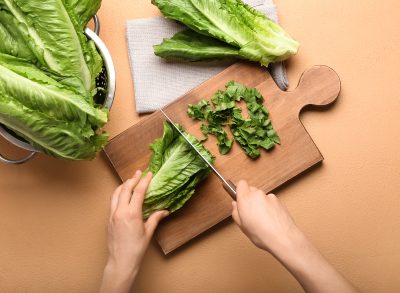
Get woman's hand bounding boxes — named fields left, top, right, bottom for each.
left=232, top=180, right=359, bottom=293
left=99, top=171, right=169, bottom=293
left=231, top=180, right=301, bottom=255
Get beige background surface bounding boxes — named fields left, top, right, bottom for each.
left=0, top=0, right=399, bottom=292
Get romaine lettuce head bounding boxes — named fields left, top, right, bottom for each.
left=0, top=0, right=108, bottom=160
left=143, top=122, right=214, bottom=219
left=153, top=0, right=299, bottom=66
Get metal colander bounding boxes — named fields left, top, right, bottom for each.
left=0, top=16, right=116, bottom=164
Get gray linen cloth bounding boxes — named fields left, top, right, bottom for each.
left=127, top=0, right=282, bottom=113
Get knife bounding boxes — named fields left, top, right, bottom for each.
left=160, top=109, right=237, bottom=200
left=268, top=61, right=289, bottom=91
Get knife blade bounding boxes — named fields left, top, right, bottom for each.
left=160, top=109, right=237, bottom=199
left=268, top=61, right=289, bottom=91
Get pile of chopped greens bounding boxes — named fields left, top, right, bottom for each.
left=0, top=0, right=108, bottom=160
left=143, top=122, right=214, bottom=219
left=188, top=81, right=280, bottom=159
left=152, top=0, right=299, bottom=67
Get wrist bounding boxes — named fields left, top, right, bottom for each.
left=100, top=260, right=139, bottom=293
left=104, top=258, right=139, bottom=284
left=267, top=227, right=310, bottom=260
left=269, top=228, right=322, bottom=274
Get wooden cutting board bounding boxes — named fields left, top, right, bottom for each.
left=104, top=62, right=341, bottom=254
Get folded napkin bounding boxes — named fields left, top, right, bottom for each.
left=127, top=0, right=281, bottom=113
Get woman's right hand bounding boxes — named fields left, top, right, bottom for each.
left=232, top=180, right=359, bottom=293
left=231, top=180, right=304, bottom=255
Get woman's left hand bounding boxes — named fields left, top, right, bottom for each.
left=99, top=170, right=169, bottom=293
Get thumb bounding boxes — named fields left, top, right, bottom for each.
left=231, top=201, right=242, bottom=227
left=236, top=180, right=249, bottom=204
left=145, top=210, right=170, bottom=237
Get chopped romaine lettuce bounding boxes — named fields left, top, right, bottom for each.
left=188, top=81, right=280, bottom=159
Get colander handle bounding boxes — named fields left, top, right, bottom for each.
left=0, top=151, right=36, bottom=164
left=93, top=15, right=100, bottom=35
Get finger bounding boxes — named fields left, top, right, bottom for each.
left=236, top=180, right=250, bottom=204
left=118, top=170, right=142, bottom=207
left=249, top=186, right=258, bottom=192
left=145, top=210, right=169, bottom=237
left=267, top=193, right=279, bottom=202
left=130, top=172, right=153, bottom=214
left=110, top=185, right=122, bottom=217
left=270, top=194, right=290, bottom=214
left=231, top=201, right=242, bottom=226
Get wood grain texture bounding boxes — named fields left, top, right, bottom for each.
left=104, top=62, right=341, bottom=254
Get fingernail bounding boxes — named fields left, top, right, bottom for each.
left=135, top=170, right=141, bottom=176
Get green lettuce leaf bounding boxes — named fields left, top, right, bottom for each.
left=62, top=0, right=104, bottom=94
left=142, top=122, right=214, bottom=219
left=200, top=123, right=233, bottom=155
left=152, top=0, right=299, bottom=66
left=152, top=0, right=250, bottom=46
left=0, top=54, right=107, bottom=128
left=86, top=39, right=104, bottom=94
left=143, top=171, right=208, bottom=219
left=221, top=0, right=299, bottom=65
left=188, top=97, right=234, bottom=154
left=0, top=93, right=107, bottom=160
left=63, top=0, right=101, bottom=30
left=1, top=0, right=92, bottom=95
left=0, top=10, right=35, bottom=61
left=154, top=29, right=240, bottom=61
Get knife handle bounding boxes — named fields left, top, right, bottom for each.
left=222, top=179, right=237, bottom=200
